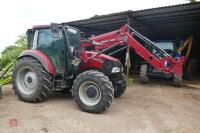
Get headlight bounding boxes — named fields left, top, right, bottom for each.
left=111, top=67, right=120, bottom=73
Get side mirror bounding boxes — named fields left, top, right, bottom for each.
left=80, top=31, right=86, bottom=38
left=51, top=23, right=60, bottom=38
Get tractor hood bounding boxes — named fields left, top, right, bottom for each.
left=79, top=51, right=123, bottom=74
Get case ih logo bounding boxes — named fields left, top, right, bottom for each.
left=10, top=119, right=18, bottom=127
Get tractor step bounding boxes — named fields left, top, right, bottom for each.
left=53, top=79, right=69, bottom=90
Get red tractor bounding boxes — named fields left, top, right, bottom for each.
left=12, top=23, right=126, bottom=113
left=81, top=25, right=184, bottom=86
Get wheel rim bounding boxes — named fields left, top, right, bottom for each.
left=16, top=66, right=38, bottom=95
left=79, top=81, right=101, bottom=106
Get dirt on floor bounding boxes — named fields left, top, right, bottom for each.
left=0, top=78, right=200, bottom=133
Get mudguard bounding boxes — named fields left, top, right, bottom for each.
left=17, top=50, right=55, bottom=75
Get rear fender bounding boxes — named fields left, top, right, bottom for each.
left=17, top=50, right=55, bottom=75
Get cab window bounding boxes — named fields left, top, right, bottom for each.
left=37, top=29, right=65, bottom=74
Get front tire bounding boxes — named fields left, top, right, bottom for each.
left=13, top=57, right=52, bottom=102
left=113, top=73, right=127, bottom=98
left=72, top=70, right=114, bottom=113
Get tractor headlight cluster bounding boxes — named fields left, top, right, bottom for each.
left=111, top=67, right=120, bottom=73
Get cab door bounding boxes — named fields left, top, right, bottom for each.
left=36, top=29, right=65, bottom=74
left=65, top=27, right=82, bottom=74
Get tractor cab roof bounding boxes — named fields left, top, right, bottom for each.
left=32, top=24, right=50, bottom=29
left=31, top=24, right=81, bottom=32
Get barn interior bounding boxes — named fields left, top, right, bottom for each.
left=64, top=2, right=200, bottom=80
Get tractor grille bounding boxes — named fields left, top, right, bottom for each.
left=101, top=60, right=123, bottom=82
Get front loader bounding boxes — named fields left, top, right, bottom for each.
left=81, top=25, right=184, bottom=86
left=12, top=23, right=126, bottom=113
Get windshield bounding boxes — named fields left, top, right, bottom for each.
left=65, top=27, right=81, bottom=55
left=155, top=42, right=174, bottom=50
left=154, top=42, right=174, bottom=55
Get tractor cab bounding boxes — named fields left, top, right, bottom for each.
left=27, top=23, right=82, bottom=75
left=153, top=40, right=176, bottom=56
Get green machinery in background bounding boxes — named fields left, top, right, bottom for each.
left=0, top=62, right=14, bottom=99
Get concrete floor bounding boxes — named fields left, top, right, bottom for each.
left=0, top=79, right=200, bottom=133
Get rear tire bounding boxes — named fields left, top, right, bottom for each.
left=72, top=70, right=114, bottom=113
left=140, top=64, right=149, bottom=84
left=13, top=57, right=52, bottom=102
left=113, top=73, right=127, bottom=98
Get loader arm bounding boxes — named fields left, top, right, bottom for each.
left=81, top=25, right=184, bottom=77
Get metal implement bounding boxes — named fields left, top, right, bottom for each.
left=81, top=24, right=185, bottom=86
left=177, top=36, right=193, bottom=67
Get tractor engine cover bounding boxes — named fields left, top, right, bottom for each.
left=79, top=51, right=123, bottom=76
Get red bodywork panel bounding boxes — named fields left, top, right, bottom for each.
left=31, top=50, right=55, bottom=74
left=81, top=25, right=185, bottom=77
left=32, top=25, right=50, bottom=29
left=20, top=50, right=118, bottom=75
left=79, top=51, right=119, bottom=71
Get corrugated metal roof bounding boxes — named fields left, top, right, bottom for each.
left=63, top=2, right=200, bottom=39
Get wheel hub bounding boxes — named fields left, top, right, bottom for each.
left=79, top=81, right=101, bottom=106
left=86, top=86, right=98, bottom=98
left=27, top=77, right=32, bottom=84
left=24, top=71, right=37, bottom=89
left=17, top=67, right=38, bottom=95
